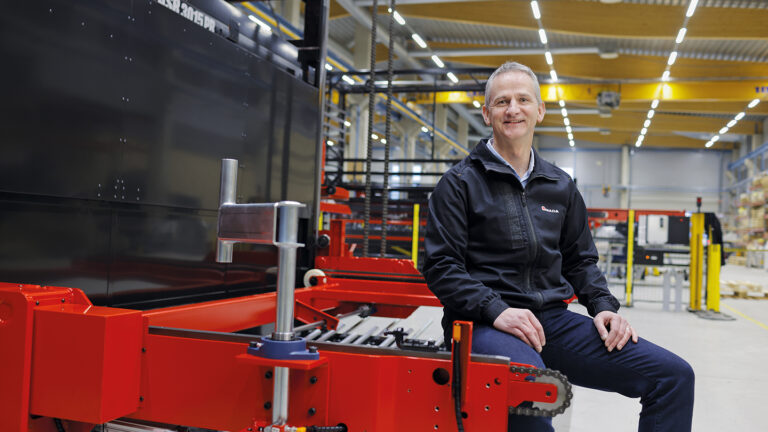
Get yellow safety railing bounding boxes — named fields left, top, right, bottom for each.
left=411, top=204, right=420, bottom=269
left=625, top=210, right=634, bottom=307
left=706, top=243, right=721, bottom=312
left=689, top=213, right=704, bottom=311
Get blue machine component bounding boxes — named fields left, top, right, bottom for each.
left=247, top=337, right=319, bottom=360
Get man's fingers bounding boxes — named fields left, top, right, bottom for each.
left=631, top=326, right=639, bottom=344
left=510, top=328, right=533, bottom=350
left=526, top=312, right=546, bottom=348
left=593, top=316, right=609, bottom=340
left=605, top=317, right=626, bottom=351
left=616, top=326, right=632, bottom=350
left=519, top=323, right=542, bottom=352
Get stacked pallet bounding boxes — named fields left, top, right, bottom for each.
left=721, top=280, right=768, bottom=299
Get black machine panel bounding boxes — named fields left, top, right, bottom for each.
left=0, top=0, right=320, bottom=308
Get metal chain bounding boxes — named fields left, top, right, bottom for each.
left=380, top=0, right=396, bottom=257
left=508, top=366, right=573, bottom=417
left=362, top=0, right=379, bottom=257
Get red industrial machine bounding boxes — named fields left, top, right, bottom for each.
left=0, top=160, right=572, bottom=432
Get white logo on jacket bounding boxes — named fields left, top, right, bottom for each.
left=541, top=206, right=559, bottom=214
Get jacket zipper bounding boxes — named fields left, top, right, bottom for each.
left=520, top=190, right=539, bottom=296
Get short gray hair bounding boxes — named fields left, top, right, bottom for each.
left=484, top=62, right=542, bottom=106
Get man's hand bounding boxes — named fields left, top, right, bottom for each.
left=593, top=311, right=639, bottom=352
left=493, top=307, right=546, bottom=352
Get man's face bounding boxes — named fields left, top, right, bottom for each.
left=482, top=71, right=546, bottom=144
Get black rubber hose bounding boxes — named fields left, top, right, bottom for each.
left=452, top=340, right=465, bottom=432
left=53, top=418, right=66, bottom=432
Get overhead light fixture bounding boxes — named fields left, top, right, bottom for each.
left=447, top=72, right=458, bottom=83
left=371, top=133, right=378, bottom=140
left=635, top=141, right=642, bottom=148
left=568, top=133, right=574, bottom=140
left=641, top=128, right=647, bottom=135
left=661, top=71, right=670, bottom=81
left=676, top=28, right=687, bottom=44
left=431, top=55, right=445, bottom=68
left=550, top=70, right=558, bottom=82
left=644, top=119, right=651, bottom=128
left=421, top=126, right=429, bottom=133
left=569, top=140, right=575, bottom=147
left=545, top=51, right=553, bottom=65
left=342, top=75, right=355, bottom=85
left=727, top=119, right=737, bottom=128
left=381, top=138, right=387, bottom=144
left=735, top=112, right=746, bottom=121
left=667, top=51, right=678, bottom=66
left=392, top=11, right=406, bottom=25
left=712, top=135, right=720, bottom=142
left=651, top=99, right=659, bottom=109
left=538, top=29, right=548, bottom=45
left=344, top=120, right=351, bottom=127
left=472, top=100, right=481, bottom=109
left=564, top=118, right=570, bottom=126
left=647, top=110, right=655, bottom=119
left=598, top=49, right=619, bottom=60
left=411, top=33, right=427, bottom=49
left=327, top=140, right=335, bottom=146
left=705, top=141, right=714, bottom=148
left=561, top=108, right=568, bottom=117
left=325, top=63, right=333, bottom=71
left=566, top=125, right=573, bottom=133
left=719, top=126, right=729, bottom=134
left=638, top=134, right=645, bottom=142
left=748, top=98, right=760, bottom=108
left=686, top=0, right=699, bottom=17
left=531, top=1, right=541, bottom=19
left=558, top=100, right=565, bottom=108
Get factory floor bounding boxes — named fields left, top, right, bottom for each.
left=553, top=280, right=768, bottom=431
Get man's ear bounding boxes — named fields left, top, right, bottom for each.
left=537, top=101, right=546, bottom=123
left=482, top=104, right=491, bottom=126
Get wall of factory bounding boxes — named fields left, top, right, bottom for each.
left=537, top=136, right=727, bottom=213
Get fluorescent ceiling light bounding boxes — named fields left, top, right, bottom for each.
left=647, top=110, right=655, bottom=119
left=638, top=134, right=645, bottom=141
left=712, top=135, right=720, bottom=142
left=705, top=141, right=713, bottom=148
left=561, top=108, right=568, bottom=117
left=661, top=71, right=670, bottom=81
left=381, top=138, right=387, bottom=144
left=545, top=51, right=553, bottom=65
left=651, top=99, right=659, bottom=109
left=569, top=140, right=575, bottom=147
left=325, top=63, right=333, bottom=71
left=735, top=112, right=745, bottom=121
left=566, top=125, right=572, bottom=133
left=538, top=29, right=548, bottom=45
left=344, top=120, right=351, bottom=127
left=412, top=33, right=427, bottom=49
left=568, top=133, right=574, bottom=140
left=327, top=140, right=334, bottom=146
left=727, top=119, right=737, bottom=128
left=472, top=100, right=481, bottom=108
left=559, top=100, right=565, bottom=108
left=644, top=119, right=651, bottom=128
left=431, top=55, right=445, bottom=68
left=342, top=75, right=355, bottom=85
left=447, top=72, right=458, bottom=83
left=635, top=141, right=642, bottom=148
left=371, top=133, right=378, bottom=140
left=393, top=11, right=406, bottom=25
left=564, top=118, right=570, bottom=126
left=641, top=128, right=647, bottom=135
left=421, top=126, right=429, bottom=133
left=550, top=70, right=558, bottom=82
left=748, top=99, right=760, bottom=108
left=667, top=51, right=678, bottom=66
left=686, top=0, right=699, bottom=17
left=719, top=126, right=728, bottom=134
left=676, top=28, right=687, bottom=44
left=531, top=1, right=541, bottom=19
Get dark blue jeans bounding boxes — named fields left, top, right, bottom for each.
left=471, top=306, right=695, bottom=432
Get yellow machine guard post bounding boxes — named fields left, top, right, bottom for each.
left=412, top=203, right=420, bottom=269
left=625, top=210, right=634, bottom=307
left=706, top=243, right=721, bottom=313
left=689, top=213, right=704, bottom=311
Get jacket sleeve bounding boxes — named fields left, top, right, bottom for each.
left=423, top=170, right=510, bottom=325
left=559, top=182, right=620, bottom=317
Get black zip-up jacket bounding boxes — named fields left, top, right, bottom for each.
left=423, top=140, right=620, bottom=334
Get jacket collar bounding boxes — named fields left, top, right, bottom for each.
left=468, top=138, right=560, bottom=182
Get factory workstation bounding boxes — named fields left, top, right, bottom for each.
left=3, top=1, right=768, bottom=431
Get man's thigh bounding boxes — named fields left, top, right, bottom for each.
left=471, top=324, right=545, bottom=369
left=539, top=308, right=673, bottom=398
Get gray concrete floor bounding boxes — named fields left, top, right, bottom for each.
left=552, top=297, right=768, bottom=432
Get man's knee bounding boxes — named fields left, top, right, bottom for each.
left=661, top=353, right=695, bottom=392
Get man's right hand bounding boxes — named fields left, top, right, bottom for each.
left=493, top=307, right=546, bottom=352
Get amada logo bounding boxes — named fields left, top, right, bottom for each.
left=541, top=206, right=559, bottom=214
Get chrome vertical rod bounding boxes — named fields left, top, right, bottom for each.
left=216, top=159, right=239, bottom=263
left=272, top=201, right=302, bottom=341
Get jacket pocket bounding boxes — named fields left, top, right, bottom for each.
left=500, top=182, right=527, bottom=249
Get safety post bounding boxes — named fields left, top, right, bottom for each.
left=706, top=243, right=721, bottom=312
left=412, top=203, right=420, bottom=269
left=689, top=213, right=704, bottom=311
left=625, top=210, right=634, bottom=307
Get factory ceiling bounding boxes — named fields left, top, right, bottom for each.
left=326, top=0, right=768, bottom=150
